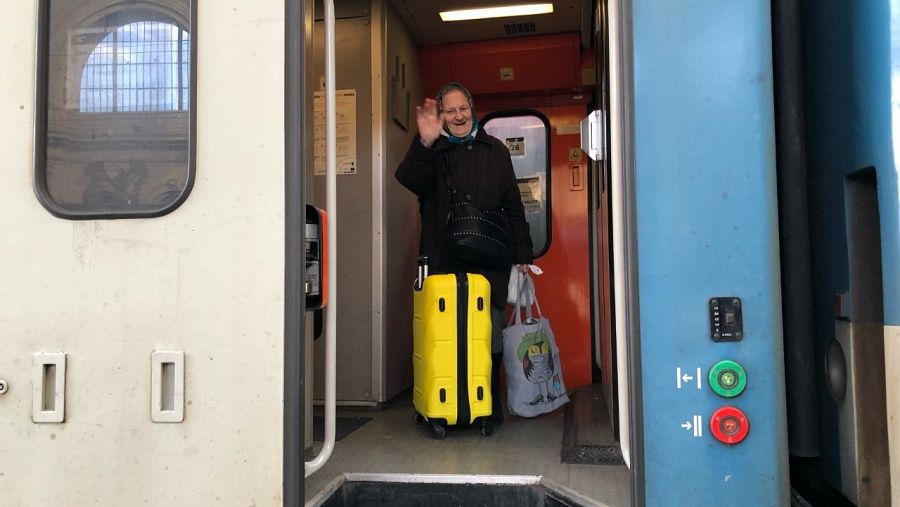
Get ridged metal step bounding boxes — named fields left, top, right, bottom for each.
left=561, top=385, right=624, bottom=465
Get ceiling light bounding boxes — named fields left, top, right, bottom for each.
left=439, top=3, right=554, bottom=22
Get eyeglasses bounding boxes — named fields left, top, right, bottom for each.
left=441, top=105, right=470, bottom=117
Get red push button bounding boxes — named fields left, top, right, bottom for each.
left=710, top=406, right=749, bottom=444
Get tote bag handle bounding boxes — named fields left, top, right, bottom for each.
left=507, top=272, right=544, bottom=327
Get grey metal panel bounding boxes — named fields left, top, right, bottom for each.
left=313, top=15, right=374, bottom=402
left=314, top=0, right=371, bottom=20
left=382, top=1, right=423, bottom=401
left=838, top=172, right=890, bottom=505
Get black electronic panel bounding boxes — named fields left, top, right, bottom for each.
left=709, top=297, right=743, bottom=342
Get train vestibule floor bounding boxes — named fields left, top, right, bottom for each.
left=304, top=389, right=631, bottom=506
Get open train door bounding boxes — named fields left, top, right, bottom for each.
left=604, top=0, right=791, bottom=504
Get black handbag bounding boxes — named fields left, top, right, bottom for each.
left=445, top=174, right=512, bottom=268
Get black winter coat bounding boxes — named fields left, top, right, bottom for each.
left=396, top=129, right=534, bottom=310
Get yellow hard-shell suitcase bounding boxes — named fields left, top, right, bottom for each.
left=413, top=272, right=493, bottom=438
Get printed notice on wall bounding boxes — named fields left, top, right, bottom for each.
left=517, top=177, right=542, bottom=215
left=314, top=89, right=357, bottom=175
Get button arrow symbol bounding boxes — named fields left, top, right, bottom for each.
left=681, top=421, right=693, bottom=431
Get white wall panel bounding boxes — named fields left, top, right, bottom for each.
left=0, top=1, right=286, bottom=504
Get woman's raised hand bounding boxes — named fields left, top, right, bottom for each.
left=416, top=98, right=442, bottom=148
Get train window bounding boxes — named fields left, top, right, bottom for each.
left=482, top=111, right=551, bottom=258
left=35, top=1, right=195, bottom=219
left=79, top=21, right=190, bottom=113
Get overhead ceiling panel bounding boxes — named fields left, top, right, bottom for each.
left=390, top=0, right=586, bottom=46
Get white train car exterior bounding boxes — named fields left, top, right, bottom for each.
left=1, top=1, right=290, bottom=504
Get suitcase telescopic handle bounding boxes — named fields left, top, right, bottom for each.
left=416, top=255, right=429, bottom=290
left=306, top=0, right=337, bottom=478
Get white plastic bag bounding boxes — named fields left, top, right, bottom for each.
left=502, top=273, right=569, bottom=417
left=506, top=264, right=543, bottom=306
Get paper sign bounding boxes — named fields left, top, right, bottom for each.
left=314, top=89, right=357, bottom=175
left=517, top=177, right=542, bottom=215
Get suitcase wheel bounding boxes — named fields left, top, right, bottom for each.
left=413, top=411, right=424, bottom=425
left=430, top=423, right=447, bottom=440
left=480, top=419, right=494, bottom=437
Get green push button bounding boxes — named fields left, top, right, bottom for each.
left=708, top=360, right=747, bottom=398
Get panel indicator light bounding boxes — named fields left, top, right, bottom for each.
left=710, top=406, right=750, bottom=444
left=708, top=359, right=747, bottom=398
left=709, top=297, right=743, bottom=341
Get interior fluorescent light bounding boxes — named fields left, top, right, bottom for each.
left=439, top=3, right=554, bottom=22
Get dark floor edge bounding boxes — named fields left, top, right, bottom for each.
left=307, top=474, right=608, bottom=507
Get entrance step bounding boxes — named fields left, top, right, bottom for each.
left=561, top=385, right=624, bottom=465
left=310, top=474, right=602, bottom=507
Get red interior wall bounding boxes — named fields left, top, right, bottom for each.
left=419, top=33, right=581, bottom=97
left=480, top=103, right=593, bottom=390
left=533, top=104, right=592, bottom=389
left=423, top=34, right=594, bottom=390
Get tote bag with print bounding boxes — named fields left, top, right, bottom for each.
left=502, top=273, right=569, bottom=417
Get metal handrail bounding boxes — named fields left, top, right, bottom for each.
left=305, top=0, right=336, bottom=478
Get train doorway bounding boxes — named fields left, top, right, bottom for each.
left=302, top=0, right=629, bottom=505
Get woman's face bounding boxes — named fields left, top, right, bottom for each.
left=440, top=89, right=473, bottom=137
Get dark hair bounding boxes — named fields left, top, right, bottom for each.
left=436, top=81, right=475, bottom=115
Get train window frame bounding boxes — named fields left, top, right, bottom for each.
left=481, top=109, right=552, bottom=259
left=34, top=0, right=197, bottom=220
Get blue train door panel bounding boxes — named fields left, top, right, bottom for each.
left=629, top=0, right=789, bottom=504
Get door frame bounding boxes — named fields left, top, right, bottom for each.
left=285, top=0, right=313, bottom=504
